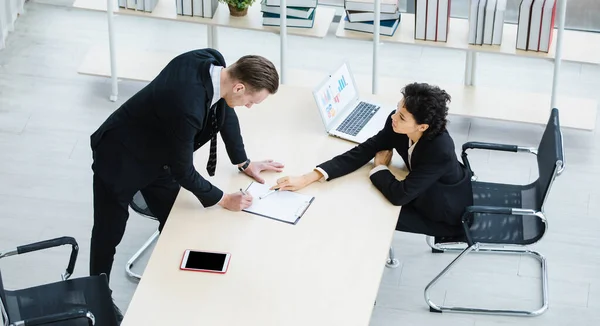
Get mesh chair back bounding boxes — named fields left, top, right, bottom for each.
left=535, top=108, right=564, bottom=210
left=130, top=191, right=156, bottom=219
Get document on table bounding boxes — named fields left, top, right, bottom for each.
left=242, top=182, right=315, bottom=225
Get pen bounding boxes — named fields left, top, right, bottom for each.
left=240, top=188, right=248, bottom=195
left=259, top=188, right=279, bottom=200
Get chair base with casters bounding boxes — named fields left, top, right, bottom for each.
left=0, top=236, right=118, bottom=326
left=125, top=229, right=159, bottom=280
left=126, top=191, right=159, bottom=281
left=423, top=108, right=563, bottom=317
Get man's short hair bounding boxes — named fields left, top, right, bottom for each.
left=228, top=55, right=279, bottom=94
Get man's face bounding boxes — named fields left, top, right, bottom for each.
left=225, top=83, right=270, bottom=108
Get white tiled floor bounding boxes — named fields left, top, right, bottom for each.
left=1, top=1, right=600, bottom=325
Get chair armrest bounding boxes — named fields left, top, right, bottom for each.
left=461, top=142, right=537, bottom=175
left=0, top=237, right=79, bottom=281
left=461, top=206, right=539, bottom=246
left=9, top=309, right=95, bottom=326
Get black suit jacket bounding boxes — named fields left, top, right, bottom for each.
left=318, top=112, right=473, bottom=225
left=90, top=48, right=247, bottom=207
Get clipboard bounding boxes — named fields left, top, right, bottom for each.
left=242, top=182, right=315, bottom=225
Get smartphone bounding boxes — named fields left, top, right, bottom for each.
left=180, top=249, right=231, bottom=274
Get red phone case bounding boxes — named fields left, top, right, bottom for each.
left=179, top=250, right=230, bottom=274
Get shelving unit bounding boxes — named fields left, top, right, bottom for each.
left=336, top=12, right=600, bottom=65
left=77, top=45, right=597, bottom=130
left=336, top=0, right=598, bottom=130
left=72, top=0, right=336, bottom=101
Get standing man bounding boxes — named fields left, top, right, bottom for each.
left=90, top=48, right=283, bottom=288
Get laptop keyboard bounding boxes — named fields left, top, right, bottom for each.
left=336, top=102, right=380, bottom=136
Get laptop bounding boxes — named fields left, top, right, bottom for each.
left=312, top=62, right=391, bottom=144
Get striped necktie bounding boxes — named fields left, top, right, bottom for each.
left=206, top=105, right=218, bottom=176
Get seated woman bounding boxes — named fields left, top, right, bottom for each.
left=273, top=82, right=473, bottom=237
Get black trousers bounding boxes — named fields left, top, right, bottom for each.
left=90, top=141, right=181, bottom=281
left=395, top=204, right=464, bottom=237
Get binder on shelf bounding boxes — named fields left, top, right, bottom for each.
left=262, top=11, right=316, bottom=28
left=516, top=0, right=534, bottom=50
left=527, top=0, right=545, bottom=51
left=266, top=0, right=318, bottom=7
left=126, top=0, right=136, bottom=10
left=203, top=0, right=219, bottom=18
left=475, top=0, right=487, bottom=45
left=538, top=0, right=557, bottom=53
left=467, top=0, right=479, bottom=44
left=343, top=16, right=400, bottom=36
left=492, top=0, right=507, bottom=45
left=118, top=0, right=127, bottom=9
left=176, top=0, right=183, bottom=14
left=483, top=0, right=496, bottom=45
left=346, top=9, right=400, bottom=23
left=414, top=0, right=427, bottom=40
left=261, top=1, right=316, bottom=19
left=425, top=0, right=438, bottom=41
left=344, top=0, right=398, bottom=14
left=436, top=0, right=451, bottom=42
left=192, top=0, right=204, bottom=16
left=183, top=0, right=193, bottom=16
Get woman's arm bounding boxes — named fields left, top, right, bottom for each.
left=272, top=111, right=396, bottom=191
left=317, top=112, right=396, bottom=181
left=369, top=149, right=450, bottom=206
left=272, top=169, right=324, bottom=191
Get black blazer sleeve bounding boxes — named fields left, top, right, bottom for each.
left=317, top=112, right=395, bottom=180
left=219, top=104, right=248, bottom=165
left=369, top=142, right=451, bottom=206
left=167, top=101, right=223, bottom=208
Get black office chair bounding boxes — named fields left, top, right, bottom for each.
left=0, top=236, right=118, bottom=325
left=125, top=191, right=160, bottom=281
left=424, top=108, right=564, bottom=317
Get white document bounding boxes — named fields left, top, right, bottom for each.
left=242, top=182, right=315, bottom=225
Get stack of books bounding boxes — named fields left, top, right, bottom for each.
left=467, top=0, right=507, bottom=46
left=118, top=0, right=159, bottom=12
left=343, top=0, right=401, bottom=36
left=414, top=0, right=451, bottom=42
left=516, top=0, right=557, bottom=52
left=261, top=0, right=318, bottom=28
left=173, top=0, right=219, bottom=18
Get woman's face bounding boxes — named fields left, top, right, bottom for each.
left=391, top=100, right=427, bottom=135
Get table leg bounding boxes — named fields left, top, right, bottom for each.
left=107, top=0, right=118, bottom=102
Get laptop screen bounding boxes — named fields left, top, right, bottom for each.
left=314, top=63, right=358, bottom=127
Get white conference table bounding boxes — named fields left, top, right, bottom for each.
left=121, top=85, right=406, bottom=326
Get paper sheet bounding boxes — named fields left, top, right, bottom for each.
left=242, top=182, right=314, bottom=224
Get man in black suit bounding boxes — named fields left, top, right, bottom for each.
left=89, top=49, right=283, bottom=287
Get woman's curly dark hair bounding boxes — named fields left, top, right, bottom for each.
left=401, top=82, right=450, bottom=140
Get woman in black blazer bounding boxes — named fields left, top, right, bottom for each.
left=274, top=82, right=473, bottom=237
